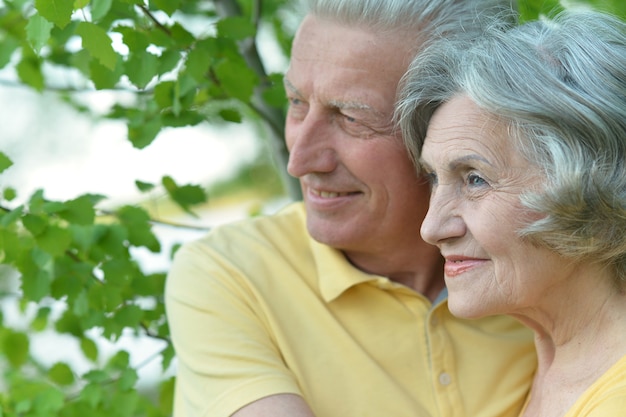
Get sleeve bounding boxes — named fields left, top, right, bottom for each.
left=164, top=238, right=302, bottom=417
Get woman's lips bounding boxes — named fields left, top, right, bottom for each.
left=443, top=256, right=488, bottom=277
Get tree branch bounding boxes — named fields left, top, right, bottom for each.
left=136, top=4, right=172, bottom=36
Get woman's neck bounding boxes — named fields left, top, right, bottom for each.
left=518, top=279, right=626, bottom=417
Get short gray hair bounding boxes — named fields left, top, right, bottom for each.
left=397, top=10, right=626, bottom=283
left=299, top=0, right=518, bottom=50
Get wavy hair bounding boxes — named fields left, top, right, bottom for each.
left=397, top=10, right=626, bottom=283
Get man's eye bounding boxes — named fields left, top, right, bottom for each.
left=288, top=97, right=302, bottom=106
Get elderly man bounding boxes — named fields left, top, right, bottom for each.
left=165, top=1, right=536, bottom=416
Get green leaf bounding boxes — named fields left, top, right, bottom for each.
left=131, top=272, right=165, bottom=296
left=91, top=0, right=113, bottom=21
left=106, top=350, right=130, bottom=370
left=35, top=0, right=73, bottom=28
left=26, top=14, right=54, bottom=53
left=31, top=306, right=51, bottom=331
left=76, top=22, right=117, bottom=70
left=28, top=189, right=46, bottom=214
left=90, top=56, right=124, bottom=89
left=158, top=377, right=175, bottom=414
left=158, top=49, right=181, bottom=75
left=151, top=0, right=180, bottom=16
left=20, top=252, right=53, bottom=302
left=219, top=108, right=242, bottom=123
left=161, top=343, right=175, bottom=371
left=116, top=205, right=160, bottom=251
left=0, top=37, right=20, bottom=69
left=16, top=52, right=45, bottom=91
left=101, top=258, right=134, bottom=287
left=116, top=26, right=149, bottom=51
left=0, top=152, right=13, bottom=173
left=114, top=304, right=143, bottom=330
left=162, top=175, right=207, bottom=215
left=214, top=59, right=258, bottom=102
left=48, top=362, right=75, bottom=385
left=0, top=228, right=23, bottom=263
left=184, top=39, right=215, bottom=82
left=109, top=390, right=139, bottom=417
left=32, top=387, right=64, bottom=415
left=82, top=370, right=109, bottom=384
left=36, top=224, right=72, bottom=256
left=22, top=213, right=48, bottom=236
left=2, top=330, right=29, bottom=367
left=134, top=180, right=155, bottom=192
left=55, top=309, right=83, bottom=336
left=154, top=80, right=176, bottom=110
left=3, top=187, right=17, bottom=201
left=58, top=195, right=97, bottom=225
left=125, top=50, right=158, bottom=89
left=262, top=73, right=288, bottom=108
left=79, top=382, right=103, bottom=407
left=117, top=368, right=138, bottom=391
left=128, top=115, right=162, bottom=149
left=217, top=16, right=256, bottom=40
left=80, top=336, right=99, bottom=362
left=0, top=205, right=23, bottom=228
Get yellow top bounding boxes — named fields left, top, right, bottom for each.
left=519, top=354, right=626, bottom=416
left=165, top=202, right=536, bottom=417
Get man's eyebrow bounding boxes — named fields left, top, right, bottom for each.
left=283, top=77, right=301, bottom=96
left=328, top=99, right=376, bottom=112
left=284, top=76, right=383, bottom=117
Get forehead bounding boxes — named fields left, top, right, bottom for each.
left=286, top=15, right=413, bottom=107
left=423, top=96, right=513, bottom=161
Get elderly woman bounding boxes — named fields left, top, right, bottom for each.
left=397, top=9, right=626, bottom=417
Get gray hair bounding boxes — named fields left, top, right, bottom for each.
left=397, top=10, right=626, bottom=283
left=298, top=0, right=518, bottom=51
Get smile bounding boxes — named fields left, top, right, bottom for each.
left=310, top=189, right=353, bottom=198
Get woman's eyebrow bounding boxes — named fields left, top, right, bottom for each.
left=418, top=153, right=491, bottom=171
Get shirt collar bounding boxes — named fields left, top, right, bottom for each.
left=310, top=238, right=381, bottom=302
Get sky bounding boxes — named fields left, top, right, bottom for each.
left=0, top=84, right=263, bottom=207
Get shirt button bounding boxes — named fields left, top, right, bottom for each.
left=439, top=372, right=451, bottom=386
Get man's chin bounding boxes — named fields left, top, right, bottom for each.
left=306, top=217, right=348, bottom=246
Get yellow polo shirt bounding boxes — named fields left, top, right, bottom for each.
left=165, top=202, right=536, bottom=417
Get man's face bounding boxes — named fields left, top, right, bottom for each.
left=284, top=15, right=432, bottom=255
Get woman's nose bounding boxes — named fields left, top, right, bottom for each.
left=420, top=188, right=466, bottom=245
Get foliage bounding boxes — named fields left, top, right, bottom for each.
left=0, top=0, right=625, bottom=416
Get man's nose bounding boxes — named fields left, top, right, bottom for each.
left=286, top=110, right=337, bottom=178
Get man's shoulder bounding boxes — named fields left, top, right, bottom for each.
left=216, top=200, right=306, bottom=238
left=184, top=201, right=309, bottom=255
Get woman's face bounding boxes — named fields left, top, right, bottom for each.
left=419, top=95, right=573, bottom=319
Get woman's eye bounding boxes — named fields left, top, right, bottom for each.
left=425, top=171, right=438, bottom=186
left=467, top=173, right=487, bottom=186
